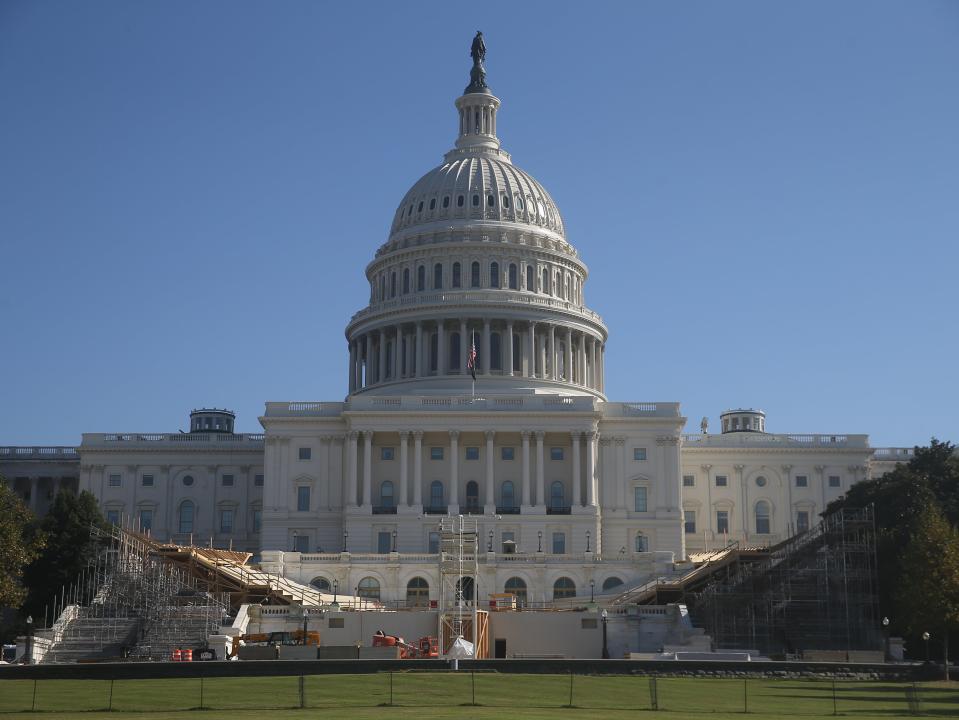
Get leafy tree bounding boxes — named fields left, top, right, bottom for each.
left=895, top=503, right=959, bottom=679
left=0, top=480, right=45, bottom=609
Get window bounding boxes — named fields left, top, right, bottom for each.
left=795, top=475, right=808, bottom=487
left=465, top=481, right=479, bottom=509
left=357, top=577, right=380, bottom=599
left=407, top=577, right=429, bottom=607
left=634, top=448, right=647, bottom=461
left=457, top=194, right=464, bottom=207
left=139, top=509, right=153, bottom=532
left=107, top=510, right=120, bottom=525
left=635, top=533, right=649, bottom=552
left=434, top=263, right=443, bottom=289
left=829, top=475, right=841, bottom=488
left=390, top=272, right=396, bottom=297
left=634, top=487, right=648, bottom=512
left=403, top=268, right=410, bottom=293
left=796, top=510, right=810, bottom=533
left=417, top=265, right=425, bottom=291
left=502, top=194, right=510, bottom=209
left=429, top=198, right=436, bottom=210
left=377, top=531, right=391, bottom=553
left=297, top=486, right=310, bottom=512
left=380, top=481, right=394, bottom=508
left=553, top=576, right=575, bottom=598
left=472, top=194, right=479, bottom=207
left=252, top=509, right=262, bottom=532
left=299, top=447, right=311, bottom=460
left=141, top=474, right=154, bottom=487
left=716, top=510, right=729, bottom=534
left=222, top=474, right=234, bottom=487
left=550, top=448, right=564, bottom=461
left=508, top=264, right=517, bottom=289
left=430, top=481, right=444, bottom=508
left=500, top=481, right=515, bottom=509
left=755, top=501, right=771, bottom=534
left=756, top=475, right=767, bottom=487
left=487, top=194, right=495, bottom=207
left=526, top=265, right=534, bottom=290
left=310, top=577, right=332, bottom=592
left=470, top=261, right=480, bottom=287
left=552, top=532, right=566, bottom=555
left=452, top=262, right=461, bottom=288
left=490, top=262, right=500, bottom=288
left=602, top=577, right=624, bottom=592
left=328, top=617, right=344, bottom=629
left=220, top=509, right=234, bottom=533
left=182, top=475, right=194, bottom=486
left=381, top=447, right=395, bottom=461
left=542, top=268, right=549, bottom=293
left=550, top=481, right=565, bottom=510
left=430, top=447, right=444, bottom=460
left=684, top=510, right=696, bottom=534
left=178, top=501, right=194, bottom=534
left=715, top=475, right=728, bottom=487
left=465, top=447, right=479, bottom=461
left=443, top=195, right=450, bottom=209
left=501, top=447, right=514, bottom=461
left=254, top=474, right=264, bottom=487
left=109, top=473, right=121, bottom=487
left=504, top=576, right=527, bottom=604
left=683, top=475, right=695, bottom=487
left=428, top=531, right=440, bottom=553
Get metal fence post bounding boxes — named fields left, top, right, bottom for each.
left=31, top=679, right=38, bottom=712
left=649, top=676, right=658, bottom=711
left=744, top=677, right=748, bottom=713
left=472, top=669, right=476, bottom=706
left=299, top=675, right=305, bottom=709
left=568, top=670, right=574, bottom=707
left=389, top=672, right=393, bottom=706
left=200, top=676, right=205, bottom=710
left=108, top=678, right=114, bottom=711
left=832, top=678, right=837, bottom=716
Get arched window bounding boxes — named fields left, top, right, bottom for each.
left=178, top=501, right=194, bottom=534
left=457, top=194, right=464, bottom=207
left=556, top=272, right=562, bottom=297
left=472, top=194, right=479, bottom=207
left=417, top=265, right=426, bottom=291
left=602, top=577, right=624, bottom=592
left=390, top=272, right=396, bottom=297
left=406, top=577, right=430, bottom=607
left=550, top=481, right=565, bottom=511
left=504, top=576, right=527, bottom=604
left=553, top=577, right=576, bottom=600
left=517, top=195, right=525, bottom=211
left=449, top=332, right=461, bottom=370
left=508, top=264, right=518, bottom=289
left=526, top=265, right=534, bottom=290
left=502, top=194, right=510, bottom=209
left=756, top=501, right=771, bottom=534
left=357, top=577, right=380, bottom=600
left=443, top=195, right=450, bottom=209
left=430, top=481, right=444, bottom=509
left=542, top=268, right=549, bottom=294
left=490, top=332, right=502, bottom=370
left=310, top=577, right=332, bottom=592
left=429, top=198, right=436, bottom=211
left=434, top=263, right=443, bottom=289
left=635, top=533, right=648, bottom=552
left=380, top=480, right=394, bottom=509
left=417, top=201, right=423, bottom=213
left=466, top=481, right=479, bottom=510
left=403, top=268, right=410, bottom=294
left=471, top=261, right=481, bottom=287
left=500, top=480, right=515, bottom=509
left=565, top=274, right=571, bottom=300
left=490, top=262, right=500, bottom=288
left=512, top=333, right=522, bottom=371
left=452, top=262, right=461, bottom=288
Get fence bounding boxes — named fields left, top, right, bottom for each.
left=0, top=673, right=954, bottom=715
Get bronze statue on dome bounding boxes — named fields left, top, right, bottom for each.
left=465, top=31, right=491, bottom=94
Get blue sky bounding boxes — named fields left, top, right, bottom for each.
left=1, top=1, right=957, bottom=447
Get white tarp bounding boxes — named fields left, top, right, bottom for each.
left=447, top=636, right=474, bottom=658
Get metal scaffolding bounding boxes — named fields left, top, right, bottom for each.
left=437, top=516, right=480, bottom=657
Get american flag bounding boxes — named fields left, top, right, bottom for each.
left=467, top=333, right=477, bottom=380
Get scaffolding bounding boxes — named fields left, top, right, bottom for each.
left=437, top=516, right=488, bottom=658
left=687, top=507, right=881, bottom=657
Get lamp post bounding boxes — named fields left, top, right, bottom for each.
left=25, top=615, right=33, bottom=665
left=302, top=606, right=309, bottom=646
left=332, top=579, right=339, bottom=609
left=881, top=616, right=890, bottom=661
left=586, top=530, right=591, bottom=553
left=488, top=529, right=493, bottom=552
left=392, top=529, right=397, bottom=552
left=342, top=530, right=348, bottom=552
left=922, top=632, right=930, bottom=664
left=601, top=609, right=609, bottom=659
left=590, top=579, right=595, bottom=603
left=537, top=530, right=542, bottom=553
left=292, top=530, right=298, bottom=552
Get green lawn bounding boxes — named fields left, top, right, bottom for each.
left=0, top=674, right=955, bottom=718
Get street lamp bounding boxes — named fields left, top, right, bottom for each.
left=332, top=579, right=339, bottom=609
left=537, top=530, right=543, bottom=553
left=392, top=529, right=397, bottom=552
left=922, top=632, right=930, bottom=663
left=590, top=579, right=595, bottom=603
left=25, top=616, right=33, bottom=665
left=488, top=529, right=493, bottom=552
left=292, top=530, right=298, bottom=552
left=586, top=530, right=591, bottom=553
left=881, top=616, right=890, bottom=661
left=601, top=609, right=609, bottom=659
left=342, top=530, right=348, bottom=552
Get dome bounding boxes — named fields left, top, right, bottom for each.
left=388, top=154, right=566, bottom=241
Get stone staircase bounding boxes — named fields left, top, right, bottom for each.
left=40, top=608, right=140, bottom=664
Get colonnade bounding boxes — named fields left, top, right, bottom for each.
left=344, top=429, right=599, bottom=513
left=348, top=319, right=605, bottom=394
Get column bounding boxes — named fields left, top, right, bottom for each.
left=363, top=334, right=370, bottom=388
left=482, top=319, right=491, bottom=374
left=399, top=432, right=409, bottom=507
left=535, top=431, right=545, bottom=508
left=415, top=322, right=424, bottom=378
left=347, top=431, right=358, bottom=507
left=413, top=431, right=423, bottom=507
left=565, top=328, right=573, bottom=382
left=460, top=320, right=468, bottom=375
left=539, top=333, right=547, bottom=380
left=588, top=432, right=599, bottom=507
left=348, top=341, right=356, bottom=392
left=549, top=325, right=557, bottom=380
left=599, top=345, right=605, bottom=392
left=521, top=431, right=531, bottom=507
left=590, top=338, right=598, bottom=389
left=578, top=335, right=586, bottom=385
left=392, top=326, right=399, bottom=380
left=527, top=322, right=536, bottom=377
left=378, top=330, right=386, bottom=383
left=362, top=431, right=373, bottom=508
left=506, top=321, right=514, bottom=376
left=485, top=430, right=495, bottom=509
left=571, top=432, right=582, bottom=505
left=449, top=431, right=460, bottom=509
left=437, top=320, right=446, bottom=375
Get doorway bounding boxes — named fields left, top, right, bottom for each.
left=494, top=638, right=507, bottom=659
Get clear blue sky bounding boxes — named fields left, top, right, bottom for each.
left=1, top=1, right=957, bottom=448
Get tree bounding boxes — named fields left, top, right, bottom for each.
left=0, top=481, right=45, bottom=610
left=21, top=490, right=107, bottom=623
left=896, top=503, right=959, bottom=679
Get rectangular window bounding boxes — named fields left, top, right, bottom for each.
left=428, top=531, right=440, bottom=554
left=716, top=510, right=729, bottom=534
left=829, top=475, right=841, bottom=488
left=550, top=448, right=564, bottom=461
left=141, top=474, right=154, bottom=487
left=633, top=448, right=647, bottom=461
left=298, top=447, right=311, bottom=460
left=293, top=535, right=309, bottom=553
left=796, top=511, right=810, bottom=533
left=297, top=486, right=310, bottom=512
left=430, top=447, right=444, bottom=460
left=108, top=474, right=121, bottom=487
left=683, top=475, right=695, bottom=487
left=465, top=447, right=479, bottom=460
left=106, top=510, right=120, bottom=525
left=634, top=486, right=648, bottom=512
left=684, top=510, right=696, bottom=534
left=253, top=510, right=262, bottom=532
left=501, top=447, right=515, bottom=461
left=139, top=509, right=153, bottom=531
left=552, top=532, right=566, bottom=554
left=222, top=474, right=234, bottom=487
left=715, top=475, right=728, bottom=487
left=254, top=474, right=264, bottom=487
left=795, top=475, right=808, bottom=487
left=381, top=447, right=395, bottom=461
left=501, top=531, right=515, bottom=552
left=328, top=617, right=345, bottom=629
left=220, top=509, right=234, bottom=533
left=377, top=531, right=392, bottom=553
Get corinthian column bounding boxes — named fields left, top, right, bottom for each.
left=535, top=431, right=545, bottom=508
left=521, top=430, right=531, bottom=507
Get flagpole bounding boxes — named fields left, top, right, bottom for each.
left=471, top=331, right=476, bottom=400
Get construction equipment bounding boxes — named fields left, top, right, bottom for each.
left=228, top=629, right=319, bottom=659
left=371, top=631, right=438, bottom=659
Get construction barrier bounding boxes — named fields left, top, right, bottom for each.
left=170, top=649, right=181, bottom=662
left=182, top=649, right=193, bottom=662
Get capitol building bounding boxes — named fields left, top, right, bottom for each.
left=1, top=40, right=913, bottom=609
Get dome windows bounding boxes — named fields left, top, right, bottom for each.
left=417, top=201, right=424, bottom=213
left=508, top=264, right=518, bottom=290
left=443, top=196, right=450, bottom=209
left=452, top=262, right=462, bottom=288
left=502, top=195, right=510, bottom=209
left=403, top=268, right=410, bottom=294
left=416, top=265, right=426, bottom=292
left=408, top=205, right=414, bottom=217
left=487, top=194, right=495, bottom=207
left=526, top=265, right=534, bottom=291
left=490, top=262, right=500, bottom=288
left=470, top=261, right=480, bottom=288
left=472, top=194, right=480, bottom=207
left=542, top=268, right=549, bottom=294
left=457, top=195, right=465, bottom=207
left=433, top=263, right=443, bottom=289
left=517, top=195, right=525, bottom=211
left=429, top=198, right=436, bottom=211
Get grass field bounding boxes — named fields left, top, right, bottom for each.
left=0, top=674, right=956, bottom=719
